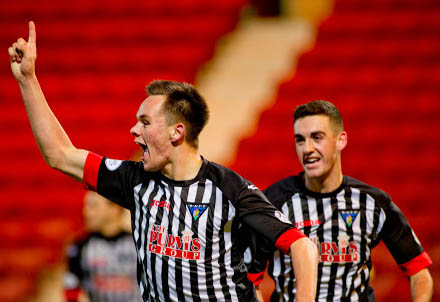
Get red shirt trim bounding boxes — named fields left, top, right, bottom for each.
left=275, top=228, right=306, bottom=255
left=82, top=152, right=103, bottom=191
left=64, top=287, right=80, bottom=302
left=399, top=251, right=432, bottom=277
left=248, top=271, right=265, bottom=287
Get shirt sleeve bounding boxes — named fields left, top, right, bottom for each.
left=82, top=152, right=144, bottom=210
left=380, top=197, right=432, bottom=276
left=82, top=152, right=103, bottom=191
left=235, top=180, right=306, bottom=254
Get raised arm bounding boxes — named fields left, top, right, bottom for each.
left=8, top=21, right=88, bottom=181
left=289, top=237, right=318, bottom=302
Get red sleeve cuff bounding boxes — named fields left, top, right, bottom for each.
left=399, top=251, right=432, bottom=277
left=64, top=287, right=80, bottom=302
left=275, top=228, right=306, bottom=255
left=248, top=271, right=265, bottom=287
left=82, top=152, right=103, bottom=191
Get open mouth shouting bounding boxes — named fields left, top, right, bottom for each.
left=136, top=141, right=149, bottom=161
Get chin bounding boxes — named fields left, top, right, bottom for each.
left=304, top=168, right=325, bottom=180
left=142, top=162, right=161, bottom=172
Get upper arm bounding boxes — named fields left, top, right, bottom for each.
left=380, top=198, right=432, bottom=275
left=55, top=147, right=89, bottom=182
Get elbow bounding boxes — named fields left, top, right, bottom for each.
left=44, top=154, right=63, bottom=170
left=42, top=147, right=69, bottom=170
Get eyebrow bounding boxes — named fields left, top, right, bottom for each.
left=294, top=131, right=326, bottom=139
left=137, top=114, right=150, bottom=120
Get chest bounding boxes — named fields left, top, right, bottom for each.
left=132, top=180, right=237, bottom=261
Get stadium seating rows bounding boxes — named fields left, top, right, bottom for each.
left=0, top=0, right=247, bottom=300
left=231, top=0, right=440, bottom=300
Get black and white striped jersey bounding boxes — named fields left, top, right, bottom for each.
left=252, top=173, right=432, bottom=302
left=83, top=153, right=305, bottom=302
left=64, top=231, right=142, bottom=302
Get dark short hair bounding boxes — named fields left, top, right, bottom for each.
left=146, top=80, right=209, bottom=148
left=293, top=100, right=344, bottom=132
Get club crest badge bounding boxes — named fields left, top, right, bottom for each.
left=339, top=210, right=359, bottom=228
left=105, top=158, right=123, bottom=171
left=187, top=204, right=209, bottom=221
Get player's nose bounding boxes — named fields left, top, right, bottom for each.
left=130, top=123, right=140, bottom=137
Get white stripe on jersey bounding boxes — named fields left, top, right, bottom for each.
left=211, top=186, right=224, bottom=301
left=154, top=183, right=171, bottom=302
left=319, top=196, right=333, bottom=300
left=194, top=180, right=212, bottom=300
left=168, top=185, right=183, bottom=301
left=181, top=182, right=198, bottom=302
left=146, top=182, right=164, bottom=301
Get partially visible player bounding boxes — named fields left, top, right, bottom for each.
left=9, top=22, right=318, bottom=302
left=249, top=100, right=433, bottom=302
left=64, top=191, right=142, bottom=302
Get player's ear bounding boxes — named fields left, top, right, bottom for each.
left=337, top=131, right=347, bottom=151
left=169, top=123, right=185, bottom=143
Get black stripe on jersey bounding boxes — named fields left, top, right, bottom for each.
left=370, top=195, right=381, bottom=246
left=326, top=196, right=340, bottom=301
left=146, top=183, right=162, bottom=300
left=341, top=187, right=355, bottom=299
left=188, top=179, right=206, bottom=302
left=204, top=184, right=217, bottom=300
left=289, top=193, right=310, bottom=300
left=219, top=193, right=232, bottom=301
left=160, top=185, right=172, bottom=301
left=300, top=192, right=312, bottom=236
left=175, top=185, right=189, bottom=302
left=135, top=183, right=151, bottom=300
left=314, top=196, right=324, bottom=300
left=356, top=192, right=368, bottom=298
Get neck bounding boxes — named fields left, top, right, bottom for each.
left=162, top=144, right=203, bottom=181
left=304, top=161, right=343, bottom=193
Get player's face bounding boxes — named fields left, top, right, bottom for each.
left=294, top=115, right=346, bottom=181
left=130, top=95, right=173, bottom=172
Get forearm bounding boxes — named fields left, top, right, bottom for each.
left=290, top=237, right=318, bottom=302
left=410, top=268, right=432, bottom=302
left=18, top=75, right=87, bottom=179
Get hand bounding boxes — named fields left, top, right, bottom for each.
left=8, top=21, right=37, bottom=82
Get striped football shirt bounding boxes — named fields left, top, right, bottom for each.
left=82, top=153, right=305, bottom=302
left=250, top=173, right=432, bottom=302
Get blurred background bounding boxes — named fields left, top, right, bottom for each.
left=0, top=0, right=438, bottom=301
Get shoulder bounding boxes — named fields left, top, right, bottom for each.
left=205, top=160, right=251, bottom=189
left=100, top=158, right=157, bottom=183
left=344, top=176, right=392, bottom=208
left=101, top=158, right=146, bottom=174
left=264, top=175, right=303, bottom=206
left=204, top=160, right=263, bottom=201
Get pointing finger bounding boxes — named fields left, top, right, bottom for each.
left=28, top=21, right=36, bottom=45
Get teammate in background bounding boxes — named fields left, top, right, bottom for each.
left=249, top=100, right=433, bottom=301
left=64, top=191, right=142, bottom=302
left=9, top=22, right=318, bottom=302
